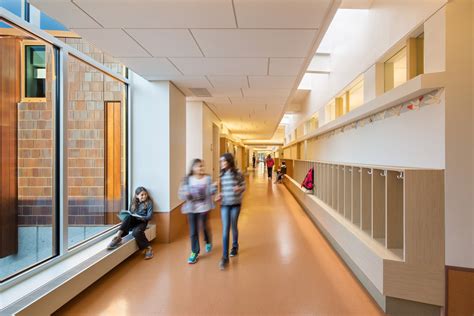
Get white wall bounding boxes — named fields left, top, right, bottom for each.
left=306, top=98, right=445, bottom=168
left=130, top=73, right=186, bottom=212
left=186, top=101, right=203, bottom=169
left=185, top=101, right=222, bottom=179
left=289, top=0, right=448, bottom=132
left=202, top=104, right=221, bottom=179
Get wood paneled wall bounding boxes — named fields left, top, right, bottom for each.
left=0, top=37, right=20, bottom=258
left=105, top=101, right=122, bottom=225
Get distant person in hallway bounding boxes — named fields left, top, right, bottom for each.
left=179, top=159, right=217, bottom=264
left=216, top=153, right=246, bottom=270
left=107, top=187, right=154, bottom=259
left=275, top=161, right=287, bottom=184
left=266, top=154, right=275, bottom=180
left=252, top=154, right=256, bottom=169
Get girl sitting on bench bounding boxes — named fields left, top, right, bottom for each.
left=107, top=187, right=154, bottom=260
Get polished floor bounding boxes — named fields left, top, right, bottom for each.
left=55, top=165, right=383, bottom=316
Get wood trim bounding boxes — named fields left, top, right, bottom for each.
left=151, top=203, right=187, bottom=243
left=105, top=101, right=122, bottom=225
left=0, top=37, right=20, bottom=258
left=445, top=266, right=474, bottom=316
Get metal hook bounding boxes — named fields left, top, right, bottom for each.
left=367, top=169, right=373, bottom=175
left=358, top=168, right=362, bottom=173
left=380, top=170, right=387, bottom=177
left=396, top=171, right=404, bottom=180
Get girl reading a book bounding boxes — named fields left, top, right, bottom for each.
left=107, top=186, right=154, bottom=259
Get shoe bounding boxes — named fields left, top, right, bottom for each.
left=188, top=252, right=199, bottom=264
left=230, top=247, right=238, bottom=257
left=144, top=247, right=154, bottom=260
left=107, top=236, right=122, bottom=250
left=205, top=243, right=212, bottom=253
left=219, top=257, right=229, bottom=270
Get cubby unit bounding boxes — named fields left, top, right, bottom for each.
left=361, top=168, right=372, bottom=235
left=344, top=167, right=352, bottom=220
left=386, top=170, right=404, bottom=254
left=352, top=167, right=361, bottom=226
left=372, top=169, right=386, bottom=245
left=337, top=166, right=344, bottom=215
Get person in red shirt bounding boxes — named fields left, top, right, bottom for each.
left=265, top=154, right=275, bottom=180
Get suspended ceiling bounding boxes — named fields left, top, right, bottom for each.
left=30, top=0, right=340, bottom=139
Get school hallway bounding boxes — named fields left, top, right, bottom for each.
left=54, top=167, right=382, bottom=316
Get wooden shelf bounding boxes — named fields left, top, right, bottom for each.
left=282, top=72, right=445, bottom=150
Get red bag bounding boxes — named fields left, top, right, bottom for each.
left=301, top=168, right=314, bottom=190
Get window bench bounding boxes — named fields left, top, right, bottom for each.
left=0, top=224, right=156, bottom=316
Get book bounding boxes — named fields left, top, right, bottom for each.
left=117, top=210, right=143, bottom=221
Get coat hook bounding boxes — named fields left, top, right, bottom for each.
left=368, top=169, right=373, bottom=175
left=380, top=170, right=387, bottom=177
left=358, top=168, right=362, bottom=173
left=397, top=171, right=404, bottom=180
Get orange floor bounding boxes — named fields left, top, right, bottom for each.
left=55, top=167, right=383, bottom=316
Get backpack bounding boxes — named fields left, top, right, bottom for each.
left=301, top=168, right=314, bottom=191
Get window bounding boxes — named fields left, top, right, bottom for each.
left=348, top=79, right=364, bottom=110
left=24, top=44, right=46, bottom=99
left=325, top=100, right=336, bottom=123
left=0, top=19, right=57, bottom=281
left=310, top=114, right=319, bottom=131
left=384, top=47, right=408, bottom=92
left=0, top=0, right=23, bottom=17
left=67, top=56, right=127, bottom=248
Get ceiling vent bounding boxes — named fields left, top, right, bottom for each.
left=189, top=88, right=212, bottom=97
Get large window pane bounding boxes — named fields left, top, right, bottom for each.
left=67, top=55, right=127, bottom=248
left=0, top=0, right=23, bottom=17
left=0, top=19, right=57, bottom=281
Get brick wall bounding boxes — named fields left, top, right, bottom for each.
left=17, top=47, right=54, bottom=226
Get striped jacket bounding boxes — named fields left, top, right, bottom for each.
left=220, top=169, right=246, bottom=206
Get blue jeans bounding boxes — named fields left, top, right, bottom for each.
left=221, top=204, right=241, bottom=259
left=187, top=212, right=211, bottom=254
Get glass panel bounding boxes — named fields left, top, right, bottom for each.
left=0, top=19, right=57, bottom=281
left=384, top=47, right=407, bottom=92
left=349, top=80, right=364, bottom=110
left=0, top=0, right=23, bottom=17
left=325, top=101, right=336, bottom=123
left=25, top=45, right=46, bottom=98
left=67, top=55, right=127, bottom=248
left=40, top=12, right=68, bottom=31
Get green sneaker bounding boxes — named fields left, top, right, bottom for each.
left=205, top=243, right=212, bottom=253
left=188, top=252, right=198, bottom=264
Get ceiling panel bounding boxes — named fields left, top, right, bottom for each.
left=269, top=58, right=306, bottom=76
left=29, top=0, right=102, bottom=28
left=187, top=97, right=232, bottom=105
left=249, top=76, right=296, bottom=89
left=229, top=96, right=288, bottom=105
left=170, top=58, right=268, bottom=76
left=119, top=58, right=181, bottom=76
left=207, top=88, right=243, bottom=98
left=71, top=29, right=150, bottom=57
left=207, top=76, right=249, bottom=89
left=73, top=0, right=236, bottom=28
left=234, top=0, right=331, bottom=29
left=242, top=88, right=291, bottom=98
left=125, top=29, right=203, bottom=57
left=191, top=29, right=315, bottom=57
